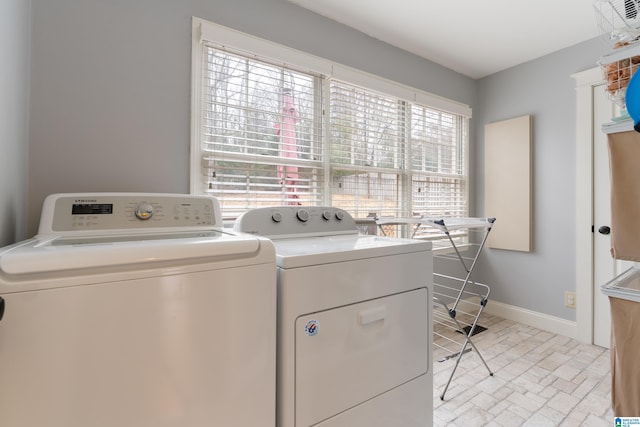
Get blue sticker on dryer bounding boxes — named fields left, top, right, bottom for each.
left=304, top=319, right=319, bottom=336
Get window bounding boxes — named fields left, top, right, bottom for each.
left=410, top=104, right=467, bottom=216
left=409, top=104, right=468, bottom=239
left=191, top=18, right=470, bottom=224
left=195, top=45, right=324, bottom=218
left=329, top=81, right=406, bottom=218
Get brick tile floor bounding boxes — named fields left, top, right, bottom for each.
left=433, top=314, right=614, bottom=427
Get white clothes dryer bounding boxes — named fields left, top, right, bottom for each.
left=235, top=206, right=433, bottom=427
left=0, top=193, right=276, bottom=427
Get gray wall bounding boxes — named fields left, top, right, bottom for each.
left=0, top=0, right=30, bottom=246
left=27, top=0, right=476, bottom=236
left=21, top=0, right=607, bottom=321
left=473, top=38, right=603, bottom=320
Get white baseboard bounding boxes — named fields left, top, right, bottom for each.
left=481, top=299, right=580, bottom=341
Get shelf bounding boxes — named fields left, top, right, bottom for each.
left=599, top=43, right=640, bottom=65
left=602, top=119, right=635, bottom=134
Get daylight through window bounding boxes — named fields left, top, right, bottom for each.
left=192, top=20, right=470, bottom=225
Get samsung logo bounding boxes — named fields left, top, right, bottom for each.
left=74, top=199, right=97, bottom=203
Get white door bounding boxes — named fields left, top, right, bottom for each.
left=592, top=84, right=634, bottom=348
left=295, top=289, right=430, bottom=427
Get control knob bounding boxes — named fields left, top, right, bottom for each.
left=134, top=203, right=154, bottom=220
left=296, top=209, right=310, bottom=222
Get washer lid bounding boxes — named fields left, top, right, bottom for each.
left=273, top=234, right=431, bottom=268
left=601, top=265, right=640, bottom=302
left=0, top=230, right=261, bottom=275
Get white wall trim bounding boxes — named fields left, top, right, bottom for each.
left=190, top=18, right=204, bottom=195
left=571, top=67, right=602, bottom=344
left=482, top=299, right=578, bottom=339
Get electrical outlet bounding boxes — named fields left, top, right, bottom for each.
left=564, top=291, right=576, bottom=308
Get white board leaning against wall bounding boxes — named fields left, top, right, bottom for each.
left=484, top=115, right=532, bottom=252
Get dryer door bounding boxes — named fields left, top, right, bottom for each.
left=295, top=288, right=430, bottom=427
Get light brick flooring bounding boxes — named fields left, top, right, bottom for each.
left=433, top=313, right=614, bottom=426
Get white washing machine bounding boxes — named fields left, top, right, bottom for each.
left=0, top=193, right=276, bottom=427
left=235, top=206, right=433, bottom=427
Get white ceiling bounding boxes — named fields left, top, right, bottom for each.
left=287, top=0, right=603, bottom=79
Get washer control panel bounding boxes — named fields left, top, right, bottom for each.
left=39, top=193, right=222, bottom=234
left=234, top=206, right=357, bottom=238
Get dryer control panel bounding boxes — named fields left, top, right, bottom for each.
left=38, top=193, right=223, bottom=234
left=234, top=206, right=357, bottom=238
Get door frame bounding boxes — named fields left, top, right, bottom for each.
left=573, top=67, right=602, bottom=344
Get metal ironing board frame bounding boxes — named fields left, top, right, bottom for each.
left=375, top=216, right=496, bottom=400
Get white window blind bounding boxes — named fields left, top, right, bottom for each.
left=410, top=104, right=467, bottom=214
left=327, top=82, right=467, bottom=224
left=329, top=81, right=406, bottom=218
left=197, top=44, right=324, bottom=217
left=192, top=18, right=470, bottom=224
left=409, top=104, right=468, bottom=239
